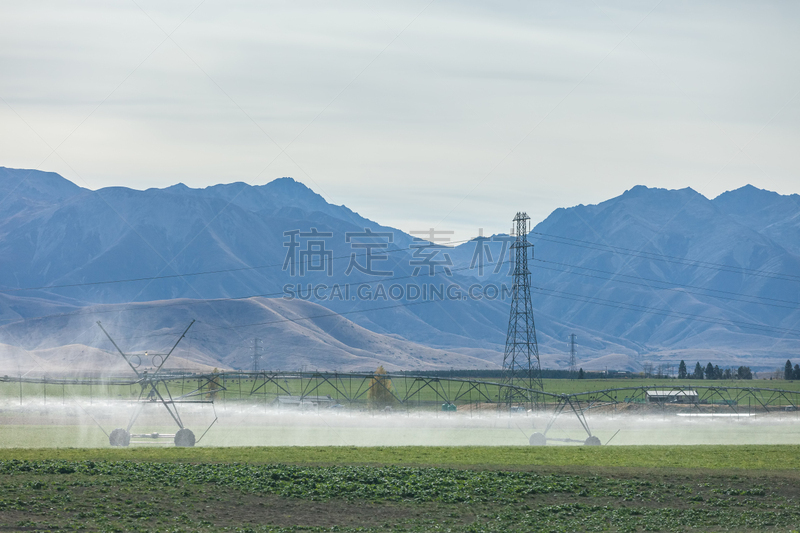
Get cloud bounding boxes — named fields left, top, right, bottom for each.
left=0, top=0, right=798, bottom=240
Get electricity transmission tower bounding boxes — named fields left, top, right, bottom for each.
left=252, top=338, right=262, bottom=372
left=568, top=333, right=577, bottom=379
left=501, top=212, right=543, bottom=407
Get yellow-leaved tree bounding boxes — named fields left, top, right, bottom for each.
left=368, top=365, right=393, bottom=408
left=206, top=368, right=220, bottom=401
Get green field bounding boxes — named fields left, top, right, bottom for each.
left=4, top=376, right=799, bottom=407
left=542, top=377, right=800, bottom=394
left=1, top=446, right=800, bottom=532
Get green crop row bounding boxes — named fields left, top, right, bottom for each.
left=1, top=458, right=799, bottom=532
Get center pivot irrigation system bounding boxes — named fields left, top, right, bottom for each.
left=3, top=368, right=800, bottom=448
left=95, top=320, right=220, bottom=447
left=3, top=212, right=798, bottom=447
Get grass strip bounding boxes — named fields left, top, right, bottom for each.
left=0, top=444, right=799, bottom=470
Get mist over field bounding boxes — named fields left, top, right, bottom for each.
left=2, top=396, right=799, bottom=448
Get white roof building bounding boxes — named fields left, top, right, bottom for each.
left=645, top=390, right=698, bottom=403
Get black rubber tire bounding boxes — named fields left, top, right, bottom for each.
left=109, top=428, right=130, bottom=447
left=529, top=432, right=546, bottom=446
left=584, top=435, right=602, bottom=446
left=174, top=428, right=196, bottom=447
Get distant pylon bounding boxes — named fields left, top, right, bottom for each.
left=568, top=333, right=577, bottom=378
left=501, top=212, right=543, bottom=407
left=252, top=338, right=262, bottom=372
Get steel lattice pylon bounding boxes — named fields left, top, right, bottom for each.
left=501, top=212, right=543, bottom=407
left=568, top=333, right=577, bottom=379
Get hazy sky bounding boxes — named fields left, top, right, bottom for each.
left=1, top=1, right=798, bottom=240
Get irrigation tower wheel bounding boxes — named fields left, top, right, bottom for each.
left=174, top=428, right=196, bottom=447
left=529, top=432, right=546, bottom=446
left=584, top=435, right=601, bottom=446
left=109, top=428, right=130, bottom=447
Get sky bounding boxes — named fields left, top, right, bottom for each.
left=1, top=0, right=799, bottom=241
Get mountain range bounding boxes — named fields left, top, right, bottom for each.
left=0, top=166, right=798, bottom=375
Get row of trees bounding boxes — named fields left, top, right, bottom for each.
left=784, top=360, right=800, bottom=380
left=677, top=360, right=753, bottom=380
left=641, top=362, right=672, bottom=379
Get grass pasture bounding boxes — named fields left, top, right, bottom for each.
left=541, top=377, right=800, bottom=394
left=4, top=376, right=800, bottom=409
left=1, top=446, right=800, bottom=532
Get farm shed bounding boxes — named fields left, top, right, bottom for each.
left=645, top=390, right=698, bottom=404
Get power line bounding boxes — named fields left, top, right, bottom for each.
left=0, top=237, right=477, bottom=294
left=9, top=227, right=798, bottom=295
left=530, top=231, right=800, bottom=284
left=4, top=230, right=800, bottom=341
left=187, top=283, right=800, bottom=339
left=102, top=277, right=800, bottom=346
left=8, top=273, right=800, bottom=346
left=532, top=286, right=800, bottom=338
left=531, top=259, right=800, bottom=310
left=1, top=259, right=510, bottom=327
left=7, top=249, right=800, bottom=339
left=199, top=299, right=438, bottom=331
